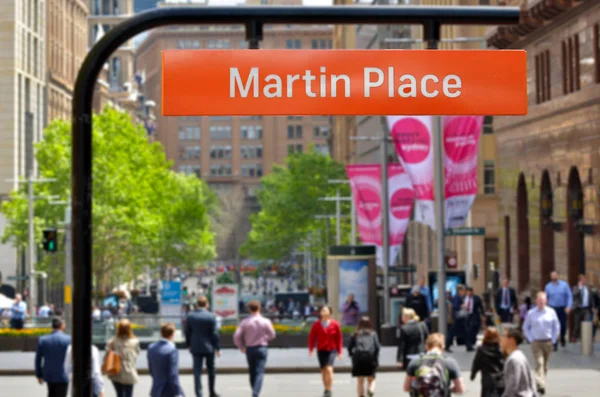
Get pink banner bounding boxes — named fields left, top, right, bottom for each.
left=346, top=164, right=414, bottom=265
left=346, top=164, right=383, bottom=245
left=387, top=116, right=435, bottom=230
left=443, top=116, right=483, bottom=228
left=388, top=163, right=415, bottom=246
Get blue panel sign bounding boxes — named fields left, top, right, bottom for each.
left=161, top=281, right=182, bottom=305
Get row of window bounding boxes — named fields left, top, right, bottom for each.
left=288, top=144, right=303, bottom=154
left=176, top=39, right=241, bottom=49
left=242, top=164, right=263, bottom=178
left=179, top=127, right=201, bottom=141
left=210, top=145, right=232, bottom=159
left=534, top=24, right=600, bottom=105
left=241, top=125, right=263, bottom=140
left=210, top=125, right=232, bottom=140
left=285, top=39, right=333, bottom=49
left=180, top=146, right=201, bottom=160
left=241, top=145, right=263, bottom=159
left=211, top=164, right=232, bottom=176
left=178, top=164, right=263, bottom=178
left=178, top=165, right=201, bottom=177
left=483, top=160, right=495, bottom=195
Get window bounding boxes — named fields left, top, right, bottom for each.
left=249, top=165, right=256, bottom=177
left=314, top=126, right=329, bottom=138
left=209, top=40, right=216, bottom=49
left=186, top=127, right=194, bottom=140
left=241, top=146, right=247, bottom=158
left=193, top=165, right=201, bottom=178
left=286, top=39, right=293, bottom=49
left=224, top=145, right=231, bottom=159
left=562, top=34, right=580, bottom=94
left=484, top=160, right=495, bottom=195
left=483, top=116, right=493, bottom=134
left=248, top=126, right=256, bottom=139
left=256, top=145, right=263, bottom=158
left=241, top=165, right=248, bottom=176
left=535, top=50, right=551, bottom=104
left=320, top=39, right=327, bottom=49
left=179, top=129, right=186, bottom=140
left=288, top=144, right=294, bottom=154
left=248, top=146, right=256, bottom=158
left=257, top=164, right=263, bottom=177
left=312, top=40, right=318, bottom=49
left=295, top=125, right=303, bottom=139
left=287, top=125, right=294, bottom=139
left=240, top=40, right=248, bottom=49
left=210, top=146, right=216, bottom=159
left=241, top=125, right=248, bottom=139
left=295, top=39, right=301, bottom=49
left=256, top=126, right=263, bottom=139
left=194, top=127, right=201, bottom=140
left=296, top=144, right=303, bottom=153
left=210, top=165, right=217, bottom=176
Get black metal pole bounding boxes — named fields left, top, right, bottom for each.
left=71, top=6, right=520, bottom=396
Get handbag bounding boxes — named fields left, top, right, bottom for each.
left=101, top=348, right=121, bottom=376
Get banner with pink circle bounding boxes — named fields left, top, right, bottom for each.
left=346, top=164, right=414, bottom=266
left=443, top=115, right=483, bottom=228
left=387, top=116, right=435, bottom=230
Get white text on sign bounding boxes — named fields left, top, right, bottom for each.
left=230, top=67, right=462, bottom=99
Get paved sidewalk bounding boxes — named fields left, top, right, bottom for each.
left=1, top=343, right=599, bottom=375
left=2, top=370, right=599, bottom=397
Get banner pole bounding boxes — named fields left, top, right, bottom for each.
left=426, top=21, right=447, bottom=338
left=381, top=131, right=391, bottom=325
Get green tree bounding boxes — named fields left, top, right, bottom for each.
left=1, top=108, right=216, bottom=290
left=241, top=148, right=351, bottom=260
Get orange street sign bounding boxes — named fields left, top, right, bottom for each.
left=162, top=50, right=527, bottom=116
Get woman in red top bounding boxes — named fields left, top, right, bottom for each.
left=308, top=305, right=343, bottom=397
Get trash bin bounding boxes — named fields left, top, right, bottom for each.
left=581, top=321, right=594, bottom=356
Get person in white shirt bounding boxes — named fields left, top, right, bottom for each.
left=522, top=291, right=559, bottom=395
left=64, top=344, right=104, bottom=397
left=38, top=302, right=52, bottom=318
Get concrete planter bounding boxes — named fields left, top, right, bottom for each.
left=0, top=336, right=35, bottom=352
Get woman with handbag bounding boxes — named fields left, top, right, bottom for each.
left=470, top=327, right=505, bottom=397
left=104, top=319, right=140, bottom=397
left=396, top=308, right=428, bottom=369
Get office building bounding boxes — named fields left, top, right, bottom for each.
left=488, top=0, right=600, bottom=292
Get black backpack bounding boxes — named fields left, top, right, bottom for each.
left=412, top=354, right=449, bottom=397
left=353, top=332, right=376, bottom=361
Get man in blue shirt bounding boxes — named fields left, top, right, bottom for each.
left=35, top=317, right=72, bottom=397
left=417, top=276, right=432, bottom=314
left=10, top=293, right=27, bottom=329
left=544, top=271, right=572, bottom=350
left=522, top=291, right=560, bottom=396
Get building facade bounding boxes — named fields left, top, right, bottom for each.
left=135, top=5, right=333, bottom=259
left=46, top=0, right=88, bottom=122
left=488, top=0, right=600, bottom=294
left=0, top=0, right=47, bottom=289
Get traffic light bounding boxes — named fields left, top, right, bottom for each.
left=43, top=228, right=58, bottom=252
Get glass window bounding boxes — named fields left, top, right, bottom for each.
left=288, top=144, right=294, bottom=154
left=208, top=40, right=216, bottom=49
left=312, top=39, right=318, bottom=49
left=287, top=125, right=294, bottom=139
left=240, top=40, right=248, bottom=49
left=179, top=129, right=185, bottom=140
left=210, top=146, right=216, bottom=159
left=241, top=165, right=248, bottom=177
left=484, top=160, right=495, bottom=194
left=225, top=145, right=231, bottom=159
left=194, top=127, right=201, bottom=140
left=295, top=125, right=303, bottom=139
left=257, top=164, right=263, bottom=177
left=320, top=39, right=327, bottom=49
left=210, top=165, right=217, bottom=176
left=241, top=146, right=247, bottom=158
left=286, top=39, right=293, bottom=49
left=256, top=126, right=263, bottom=139
left=210, top=126, right=216, bottom=139
left=483, top=116, right=493, bottom=134
left=193, top=165, right=201, bottom=177
left=249, top=165, right=256, bottom=177
left=241, top=125, right=248, bottom=139
left=217, top=146, right=224, bottom=158
left=186, top=127, right=193, bottom=140
left=225, top=165, right=232, bottom=176
left=256, top=145, right=263, bottom=158
left=296, top=144, right=303, bottom=153
left=313, top=126, right=320, bottom=138
left=249, top=146, right=256, bottom=158
left=295, top=39, right=301, bottom=49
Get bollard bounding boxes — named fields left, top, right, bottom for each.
left=581, top=321, right=594, bottom=356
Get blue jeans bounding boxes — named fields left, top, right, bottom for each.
left=193, top=353, right=216, bottom=397
left=112, top=381, right=134, bottom=397
left=551, top=306, right=567, bottom=346
left=246, top=346, right=268, bottom=397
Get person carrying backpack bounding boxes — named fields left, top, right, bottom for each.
left=403, top=333, right=464, bottom=397
left=348, top=316, right=380, bottom=397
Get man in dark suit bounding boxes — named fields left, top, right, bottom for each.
left=185, top=296, right=221, bottom=397
left=449, top=285, right=467, bottom=351
left=495, top=277, right=518, bottom=324
left=35, top=317, right=72, bottom=397
left=463, top=287, right=485, bottom=352
left=572, top=274, right=596, bottom=342
left=405, top=286, right=430, bottom=324
left=148, top=323, right=185, bottom=397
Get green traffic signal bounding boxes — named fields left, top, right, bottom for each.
left=43, top=228, right=58, bottom=252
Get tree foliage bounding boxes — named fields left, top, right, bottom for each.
left=1, top=108, right=216, bottom=289
left=241, top=148, right=351, bottom=260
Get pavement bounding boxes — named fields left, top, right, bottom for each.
left=2, top=370, right=599, bottom=397
left=1, top=343, right=599, bottom=376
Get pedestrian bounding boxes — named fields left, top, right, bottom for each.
left=543, top=271, right=572, bottom=350
left=522, top=291, right=559, bottom=395
left=403, top=333, right=464, bottom=396
left=416, top=275, right=433, bottom=314
left=347, top=316, right=380, bottom=397
left=234, top=300, right=276, bottom=397
left=451, top=285, right=467, bottom=350
left=495, top=277, right=518, bottom=324
left=105, top=319, right=140, bottom=397
left=35, top=317, right=72, bottom=397
left=10, top=293, right=27, bottom=329
left=342, top=294, right=360, bottom=326
left=148, top=323, right=185, bottom=397
left=405, top=287, right=429, bottom=327
left=500, top=327, right=537, bottom=397
left=185, top=295, right=221, bottom=397
left=519, top=297, right=533, bottom=331
left=39, top=302, right=53, bottom=318
left=571, top=274, right=595, bottom=342
left=470, top=327, right=505, bottom=397
left=396, top=308, right=428, bottom=369
left=308, top=305, right=343, bottom=397
left=64, top=343, right=104, bottom=397
left=463, top=287, right=485, bottom=352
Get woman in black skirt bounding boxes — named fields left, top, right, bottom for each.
left=347, top=317, right=380, bottom=397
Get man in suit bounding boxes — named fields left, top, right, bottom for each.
left=463, top=287, right=485, bottom=352
left=495, top=277, right=518, bottom=324
left=35, top=317, right=72, bottom=397
left=185, top=296, right=221, bottom=397
left=449, top=285, right=467, bottom=351
left=406, top=286, right=430, bottom=324
left=572, top=274, right=596, bottom=342
left=148, top=323, right=185, bottom=397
